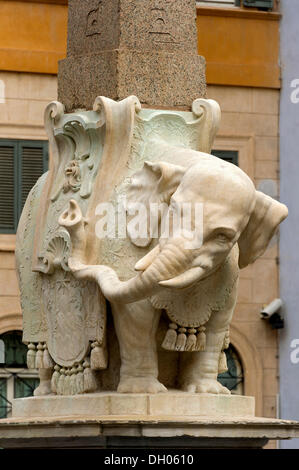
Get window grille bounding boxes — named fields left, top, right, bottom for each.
left=0, top=331, right=38, bottom=419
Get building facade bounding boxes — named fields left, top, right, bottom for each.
left=279, top=0, right=299, bottom=450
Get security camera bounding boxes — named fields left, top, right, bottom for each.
left=260, top=298, right=284, bottom=329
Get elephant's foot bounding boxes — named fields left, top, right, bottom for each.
left=34, top=368, right=53, bottom=396
left=33, top=380, right=52, bottom=396
left=182, top=378, right=231, bottom=395
left=117, top=376, right=167, bottom=394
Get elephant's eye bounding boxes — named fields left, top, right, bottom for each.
left=216, top=233, right=228, bottom=243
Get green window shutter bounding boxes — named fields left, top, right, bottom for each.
left=14, top=377, right=39, bottom=399
left=211, top=150, right=238, bottom=166
left=0, top=139, right=48, bottom=233
left=0, top=331, right=27, bottom=367
left=19, top=141, right=48, bottom=213
left=243, top=0, right=273, bottom=10
left=0, top=378, right=7, bottom=419
left=0, top=142, right=17, bottom=232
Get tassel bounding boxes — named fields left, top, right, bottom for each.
left=185, top=329, right=197, bottom=352
left=35, top=343, right=44, bottom=369
left=70, top=367, right=77, bottom=395
left=76, top=364, right=84, bottom=394
left=83, top=359, right=97, bottom=393
left=27, top=343, right=36, bottom=369
left=63, top=369, right=71, bottom=395
left=161, top=323, right=178, bottom=351
left=196, top=326, right=206, bottom=351
left=223, top=329, right=230, bottom=350
left=51, top=365, right=60, bottom=394
left=90, top=341, right=108, bottom=370
left=43, top=346, right=54, bottom=369
left=175, top=328, right=187, bottom=351
left=57, top=367, right=66, bottom=395
left=218, top=351, right=228, bottom=374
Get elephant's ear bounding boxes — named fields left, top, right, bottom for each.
left=126, top=161, right=186, bottom=247
left=238, top=191, right=288, bottom=269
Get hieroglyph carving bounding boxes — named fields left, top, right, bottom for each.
left=86, top=1, right=103, bottom=37
left=149, top=7, right=177, bottom=44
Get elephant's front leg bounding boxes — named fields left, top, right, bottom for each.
left=180, top=286, right=237, bottom=395
left=180, top=327, right=230, bottom=394
left=111, top=299, right=167, bottom=393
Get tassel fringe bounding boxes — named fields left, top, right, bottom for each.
left=162, top=323, right=207, bottom=352
left=196, top=327, right=206, bottom=351
left=90, top=341, right=108, bottom=370
left=218, top=351, right=228, bottom=374
left=161, top=323, right=177, bottom=350
left=50, top=356, right=99, bottom=395
left=43, top=346, right=54, bottom=369
left=83, top=359, right=97, bottom=393
left=51, top=365, right=60, bottom=393
left=185, top=329, right=197, bottom=352
left=175, top=328, right=187, bottom=351
left=27, top=343, right=36, bottom=369
left=76, top=364, right=84, bottom=394
left=35, top=343, right=44, bottom=369
left=57, top=368, right=66, bottom=395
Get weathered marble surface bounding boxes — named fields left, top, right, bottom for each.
left=11, top=393, right=255, bottom=419
left=18, top=96, right=260, bottom=398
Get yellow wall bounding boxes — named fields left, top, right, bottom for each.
left=0, top=1, right=67, bottom=74
left=197, top=6, right=280, bottom=89
left=0, top=2, right=280, bottom=90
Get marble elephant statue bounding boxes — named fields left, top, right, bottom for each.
left=59, top=149, right=288, bottom=395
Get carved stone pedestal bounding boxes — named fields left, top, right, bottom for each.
left=0, top=393, right=299, bottom=448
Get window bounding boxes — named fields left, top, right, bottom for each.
left=212, top=149, right=238, bottom=166
left=197, top=1, right=236, bottom=6
left=0, top=331, right=38, bottom=419
left=197, top=0, right=274, bottom=9
left=218, top=345, right=244, bottom=394
left=0, top=139, right=48, bottom=233
left=243, top=0, right=273, bottom=10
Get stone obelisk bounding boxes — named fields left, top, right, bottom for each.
left=58, top=0, right=206, bottom=112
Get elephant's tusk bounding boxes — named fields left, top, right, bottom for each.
left=134, top=244, right=160, bottom=271
left=158, top=267, right=204, bottom=289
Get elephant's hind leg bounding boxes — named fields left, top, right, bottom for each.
left=111, top=300, right=167, bottom=393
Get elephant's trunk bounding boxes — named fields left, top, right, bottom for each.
left=59, top=200, right=205, bottom=304
left=93, top=238, right=196, bottom=303
left=58, top=199, right=87, bottom=262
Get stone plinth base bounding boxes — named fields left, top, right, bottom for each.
left=1, top=415, right=299, bottom=449
left=11, top=392, right=255, bottom=420
left=0, top=393, right=298, bottom=448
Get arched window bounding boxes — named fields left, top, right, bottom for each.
left=218, top=344, right=244, bottom=395
left=0, top=331, right=38, bottom=419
